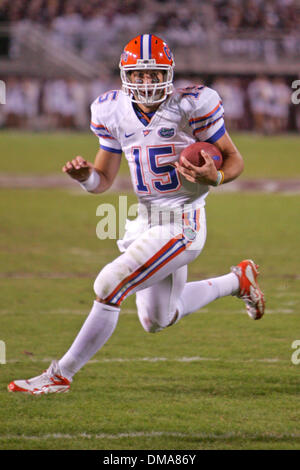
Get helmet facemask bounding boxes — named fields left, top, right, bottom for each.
left=120, top=60, right=174, bottom=105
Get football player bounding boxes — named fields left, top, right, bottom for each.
left=8, top=34, right=265, bottom=394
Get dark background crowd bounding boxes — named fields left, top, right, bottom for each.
left=0, top=0, right=299, bottom=133
left=1, top=0, right=298, bottom=35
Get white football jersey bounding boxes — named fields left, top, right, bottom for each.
left=90, top=85, right=225, bottom=210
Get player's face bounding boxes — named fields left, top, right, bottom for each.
left=130, top=70, right=164, bottom=85
left=129, top=70, right=165, bottom=102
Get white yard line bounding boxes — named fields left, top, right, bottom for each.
left=0, top=430, right=299, bottom=441
left=5, top=356, right=283, bottom=364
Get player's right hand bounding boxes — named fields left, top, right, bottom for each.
left=62, top=156, right=94, bottom=182
left=175, top=150, right=218, bottom=186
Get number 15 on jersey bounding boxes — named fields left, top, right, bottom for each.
left=132, top=145, right=182, bottom=194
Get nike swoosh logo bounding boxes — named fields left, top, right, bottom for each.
left=125, top=132, right=135, bottom=138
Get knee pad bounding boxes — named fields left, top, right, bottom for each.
left=136, top=298, right=167, bottom=334
left=137, top=302, right=179, bottom=334
left=139, top=312, right=164, bottom=334
left=93, top=258, right=132, bottom=301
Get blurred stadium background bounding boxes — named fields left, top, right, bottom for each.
left=0, top=0, right=299, bottom=134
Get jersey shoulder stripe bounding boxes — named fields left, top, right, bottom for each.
left=90, top=121, right=116, bottom=139
left=205, top=123, right=225, bottom=143
left=189, top=101, right=223, bottom=125
left=180, top=86, right=225, bottom=142
left=90, top=90, right=125, bottom=153
left=90, top=122, right=107, bottom=130
left=193, top=115, right=224, bottom=136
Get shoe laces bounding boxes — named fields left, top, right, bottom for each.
left=39, top=361, right=62, bottom=383
left=27, top=369, right=55, bottom=387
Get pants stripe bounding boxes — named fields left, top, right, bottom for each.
left=115, top=241, right=189, bottom=305
left=104, top=235, right=189, bottom=305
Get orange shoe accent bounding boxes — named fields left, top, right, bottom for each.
left=7, top=361, right=71, bottom=395
left=8, top=381, right=30, bottom=393
left=231, top=259, right=265, bottom=320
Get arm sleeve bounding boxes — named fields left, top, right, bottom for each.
left=90, top=101, right=122, bottom=154
left=188, top=88, right=226, bottom=143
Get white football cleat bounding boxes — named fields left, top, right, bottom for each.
left=8, top=360, right=71, bottom=395
left=231, top=259, right=265, bottom=320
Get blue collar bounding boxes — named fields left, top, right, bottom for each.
left=132, top=102, right=156, bottom=127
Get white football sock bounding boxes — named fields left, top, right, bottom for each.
left=177, top=272, right=239, bottom=320
left=59, top=301, right=120, bottom=380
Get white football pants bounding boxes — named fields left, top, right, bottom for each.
left=94, top=208, right=206, bottom=332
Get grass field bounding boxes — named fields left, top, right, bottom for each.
left=0, top=131, right=300, bottom=450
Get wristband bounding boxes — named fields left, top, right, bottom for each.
left=212, top=170, right=225, bottom=187
left=79, top=169, right=100, bottom=192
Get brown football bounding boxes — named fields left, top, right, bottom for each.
left=179, top=142, right=223, bottom=169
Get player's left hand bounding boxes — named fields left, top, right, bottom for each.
left=175, top=150, right=219, bottom=186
